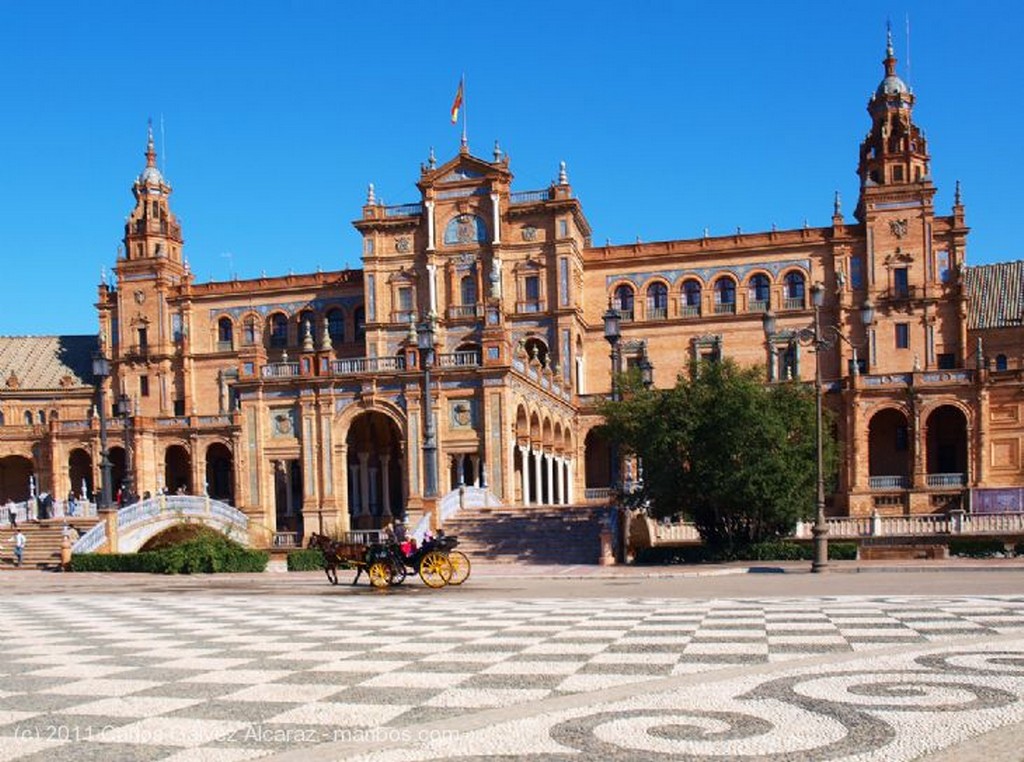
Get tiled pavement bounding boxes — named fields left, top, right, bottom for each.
left=1, top=595, right=1024, bottom=761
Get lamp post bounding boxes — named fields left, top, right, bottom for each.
left=762, top=284, right=874, bottom=573
left=115, top=393, right=136, bottom=506
left=91, top=349, right=114, bottom=511
left=638, top=343, right=654, bottom=390
left=417, top=315, right=438, bottom=498
left=603, top=302, right=622, bottom=493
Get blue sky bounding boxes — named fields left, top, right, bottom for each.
left=1, top=1, right=1021, bottom=335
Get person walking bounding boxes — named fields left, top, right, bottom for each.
left=13, top=530, right=26, bottom=567
left=6, top=499, right=16, bottom=529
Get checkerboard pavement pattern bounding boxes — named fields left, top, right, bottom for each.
left=1, top=594, right=1023, bottom=761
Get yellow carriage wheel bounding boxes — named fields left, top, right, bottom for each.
left=445, top=551, right=471, bottom=586
left=368, top=561, right=391, bottom=589
left=418, top=551, right=453, bottom=588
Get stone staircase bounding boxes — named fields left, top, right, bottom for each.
left=440, top=504, right=613, bottom=564
left=0, top=518, right=100, bottom=569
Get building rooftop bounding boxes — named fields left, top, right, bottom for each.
left=0, top=335, right=99, bottom=391
left=964, top=260, right=1024, bottom=330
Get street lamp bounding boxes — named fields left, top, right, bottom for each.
left=91, top=348, right=114, bottom=512
left=417, top=315, right=438, bottom=498
left=762, top=282, right=873, bottom=573
left=638, top=344, right=654, bottom=389
left=115, top=393, right=136, bottom=506
left=603, top=301, right=622, bottom=494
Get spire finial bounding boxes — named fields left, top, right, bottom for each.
left=145, top=119, right=157, bottom=168
left=428, top=147, right=436, bottom=169
left=319, top=320, right=331, bottom=351
left=493, top=140, right=502, bottom=162
left=367, top=183, right=376, bottom=204
left=558, top=160, right=568, bottom=186
left=954, top=179, right=962, bottom=206
left=834, top=190, right=842, bottom=216
left=883, top=20, right=898, bottom=77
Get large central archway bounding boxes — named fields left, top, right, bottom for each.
left=165, top=445, right=192, bottom=494
left=0, top=455, right=33, bottom=502
left=205, top=442, right=234, bottom=502
left=345, top=410, right=405, bottom=529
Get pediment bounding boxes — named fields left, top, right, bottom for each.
left=419, top=150, right=511, bottom=192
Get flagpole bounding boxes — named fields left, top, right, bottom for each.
left=461, top=73, right=468, bottom=150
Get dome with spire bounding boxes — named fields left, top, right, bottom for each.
left=136, top=123, right=169, bottom=189
left=874, top=27, right=911, bottom=99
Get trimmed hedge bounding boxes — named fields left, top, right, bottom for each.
left=287, top=548, right=326, bottom=571
left=948, top=539, right=1008, bottom=558
left=71, top=531, right=268, bottom=574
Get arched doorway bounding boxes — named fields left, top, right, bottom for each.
left=68, top=449, right=92, bottom=500
left=868, top=409, right=911, bottom=488
left=345, top=411, right=404, bottom=529
left=0, top=455, right=33, bottom=502
left=584, top=429, right=612, bottom=492
left=926, top=406, right=968, bottom=483
left=165, top=445, right=192, bottom=494
left=109, top=447, right=127, bottom=500
left=205, top=443, right=234, bottom=502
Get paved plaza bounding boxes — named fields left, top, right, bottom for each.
left=1, top=569, right=1023, bottom=761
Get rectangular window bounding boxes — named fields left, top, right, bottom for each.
left=558, top=219, right=569, bottom=238
left=171, top=314, right=182, bottom=343
left=850, top=256, right=864, bottom=289
left=895, top=323, right=909, bottom=349
left=892, top=165, right=904, bottom=182
left=137, top=327, right=148, bottom=349
left=398, top=286, right=413, bottom=311
left=173, top=399, right=185, bottom=417
left=936, top=250, right=951, bottom=283
left=894, top=267, right=909, bottom=297
left=139, top=376, right=149, bottom=397
left=937, top=353, right=956, bottom=370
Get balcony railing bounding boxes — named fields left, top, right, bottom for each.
left=510, top=189, right=549, bottom=204
left=330, top=356, right=406, bottom=375
left=584, top=487, right=611, bottom=501
left=216, top=341, right=234, bottom=352
left=616, top=308, right=634, bottom=322
left=926, top=473, right=967, bottom=488
left=516, top=300, right=545, bottom=314
left=869, top=475, right=910, bottom=490
left=647, top=306, right=668, bottom=321
left=680, top=303, right=701, bottom=318
left=436, top=351, right=481, bottom=368
left=748, top=300, right=769, bottom=313
left=384, top=203, right=422, bottom=217
left=448, top=304, right=481, bottom=319
left=262, top=362, right=300, bottom=378
left=783, top=297, right=805, bottom=310
left=714, top=302, right=736, bottom=315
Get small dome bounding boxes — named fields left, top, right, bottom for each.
left=138, top=165, right=165, bottom=186
left=877, top=74, right=909, bottom=97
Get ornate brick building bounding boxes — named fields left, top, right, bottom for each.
left=1, top=36, right=1021, bottom=545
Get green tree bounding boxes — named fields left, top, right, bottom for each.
left=599, top=360, right=835, bottom=557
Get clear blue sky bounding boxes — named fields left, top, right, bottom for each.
left=1, top=1, right=1021, bottom=336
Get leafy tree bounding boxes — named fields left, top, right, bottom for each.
left=598, top=360, right=836, bottom=557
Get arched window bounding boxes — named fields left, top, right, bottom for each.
left=354, top=306, right=366, bottom=341
left=0, top=410, right=5, bottom=426
left=269, top=313, right=288, bottom=348
left=748, top=273, right=770, bottom=311
left=460, top=274, right=477, bottom=306
left=24, top=411, right=33, bottom=425
left=217, top=317, right=233, bottom=349
left=524, top=337, right=549, bottom=367
left=714, top=276, right=736, bottom=313
left=614, top=284, right=635, bottom=321
left=785, top=272, right=806, bottom=309
left=327, top=308, right=345, bottom=341
left=37, top=410, right=45, bottom=424
left=995, top=354, right=1009, bottom=371
left=647, top=282, right=668, bottom=320
left=681, top=280, right=702, bottom=316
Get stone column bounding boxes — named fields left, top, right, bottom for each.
left=358, top=452, right=370, bottom=517
left=567, top=459, right=575, bottom=504
left=469, top=455, right=480, bottom=487
left=545, top=451, right=555, bottom=505
left=561, top=458, right=570, bottom=506
left=456, top=453, right=466, bottom=486
left=380, top=454, right=392, bottom=520
left=519, top=445, right=530, bottom=506
left=532, top=447, right=543, bottom=505
left=552, top=456, right=562, bottom=505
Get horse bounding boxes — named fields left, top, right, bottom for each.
left=306, top=532, right=369, bottom=586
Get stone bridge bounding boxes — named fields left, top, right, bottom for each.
left=72, top=495, right=250, bottom=554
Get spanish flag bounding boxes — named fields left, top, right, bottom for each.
left=450, top=77, right=464, bottom=124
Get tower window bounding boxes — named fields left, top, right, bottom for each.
left=354, top=306, right=366, bottom=340
left=137, top=327, right=148, bottom=349
left=140, top=376, right=150, bottom=397
left=893, top=267, right=909, bottom=298
left=269, top=314, right=288, bottom=348
left=892, top=166, right=904, bottom=182
left=460, top=275, right=477, bottom=306
left=995, top=354, right=1009, bottom=371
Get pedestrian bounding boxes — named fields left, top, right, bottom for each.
left=14, top=530, right=26, bottom=567
left=67, top=492, right=77, bottom=518
left=6, top=499, right=16, bottom=529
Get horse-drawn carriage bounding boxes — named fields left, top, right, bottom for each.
left=307, top=529, right=470, bottom=589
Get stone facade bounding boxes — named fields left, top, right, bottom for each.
left=0, top=38, right=1021, bottom=542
